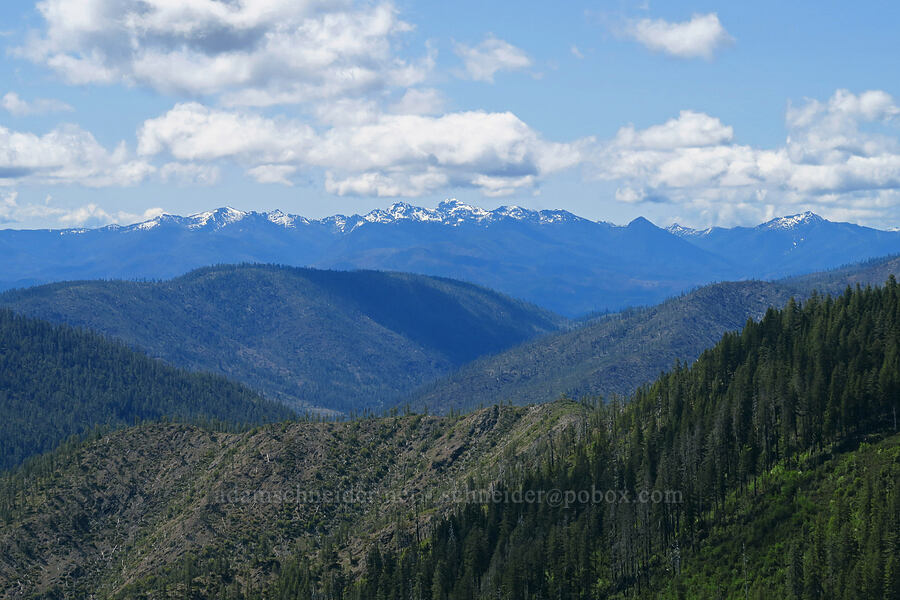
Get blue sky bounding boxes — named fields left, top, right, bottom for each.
left=1, top=1, right=899, bottom=229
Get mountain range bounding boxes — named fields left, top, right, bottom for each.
left=5, top=201, right=900, bottom=316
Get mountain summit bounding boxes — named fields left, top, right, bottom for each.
left=760, top=210, right=826, bottom=230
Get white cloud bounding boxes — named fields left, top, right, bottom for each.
left=570, top=45, right=584, bottom=59
left=57, top=204, right=164, bottom=227
left=0, top=191, right=163, bottom=227
left=313, top=98, right=380, bottom=127
left=592, top=89, right=900, bottom=226
left=390, top=88, right=444, bottom=116
left=137, top=103, right=317, bottom=161
left=626, top=13, right=733, bottom=59
left=19, top=0, right=428, bottom=107
left=159, top=162, right=220, bottom=185
left=138, top=103, right=589, bottom=197
left=248, top=164, right=297, bottom=185
left=2, top=92, right=73, bottom=116
left=613, top=110, right=733, bottom=150
left=0, top=122, right=154, bottom=187
left=454, top=36, right=532, bottom=83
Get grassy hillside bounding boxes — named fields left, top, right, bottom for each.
left=412, top=254, right=900, bottom=413
left=0, top=309, right=293, bottom=470
left=0, top=403, right=588, bottom=598
left=0, top=264, right=564, bottom=414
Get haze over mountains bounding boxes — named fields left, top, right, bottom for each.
left=4, top=201, right=900, bottom=316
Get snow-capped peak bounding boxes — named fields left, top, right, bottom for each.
left=267, top=209, right=308, bottom=228
left=135, top=218, right=161, bottom=231
left=666, top=223, right=711, bottom=238
left=187, top=206, right=248, bottom=230
left=762, top=211, right=824, bottom=231
left=437, top=199, right=491, bottom=223
left=363, top=202, right=443, bottom=224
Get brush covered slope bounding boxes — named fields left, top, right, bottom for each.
left=411, top=254, right=900, bottom=413
left=0, top=309, right=293, bottom=470
left=0, top=403, right=588, bottom=598
left=0, top=264, right=564, bottom=414
left=353, top=280, right=900, bottom=599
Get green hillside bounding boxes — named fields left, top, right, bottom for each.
left=0, top=309, right=292, bottom=470
left=0, top=264, right=564, bottom=414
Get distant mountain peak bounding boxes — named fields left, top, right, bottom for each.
left=666, top=223, right=712, bottom=238
left=187, top=206, right=248, bottom=230
left=626, top=216, right=658, bottom=229
left=437, top=199, right=491, bottom=222
left=267, top=209, right=308, bottom=228
left=363, top=202, right=443, bottom=225
left=761, top=211, right=824, bottom=231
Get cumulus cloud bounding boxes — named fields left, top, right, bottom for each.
left=55, top=203, right=165, bottom=227
left=19, top=0, right=428, bottom=106
left=248, top=164, right=297, bottom=185
left=390, top=88, right=445, bottom=116
left=454, top=36, right=532, bottom=82
left=159, top=162, right=220, bottom=185
left=613, top=111, right=733, bottom=150
left=2, top=92, right=73, bottom=116
left=137, top=103, right=317, bottom=161
left=0, top=122, right=154, bottom=187
left=592, top=89, right=900, bottom=226
left=626, top=13, right=733, bottom=59
left=138, top=103, right=589, bottom=197
left=0, top=190, right=163, bottom=227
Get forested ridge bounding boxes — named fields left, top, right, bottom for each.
left=303, top=281, right=900, bottom=598
left=0, top=264, right=563, bottom=413
left=0, top=309, right=293, bottom=470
